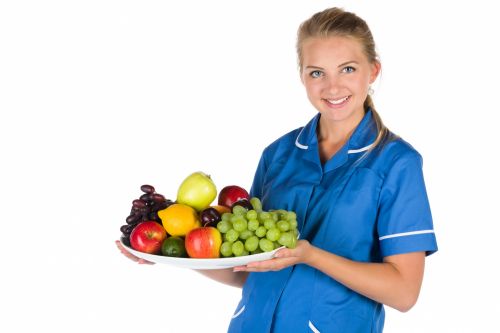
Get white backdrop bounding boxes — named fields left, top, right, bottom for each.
left=1, top=1, right=499, bottom=332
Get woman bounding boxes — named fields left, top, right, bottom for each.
left=117, top=7, right=437, bottom=333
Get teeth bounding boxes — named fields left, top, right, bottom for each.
left=327, top=96, right=349, bottom=105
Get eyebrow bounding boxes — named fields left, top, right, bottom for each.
left=337, top=61, right=358, bottom=68
left=304, top=61, right=359, bottom=70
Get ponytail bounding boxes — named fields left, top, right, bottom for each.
left=364, top=95, right=392, bottom=151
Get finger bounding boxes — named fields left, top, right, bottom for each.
left=138, top=258, right=154, bottom=265
left=115, top=240, right=124, bottom=250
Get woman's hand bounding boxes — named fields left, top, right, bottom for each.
left=233, top=240, right=313, bottom=272
left=115, top=240, right=154, bottom=265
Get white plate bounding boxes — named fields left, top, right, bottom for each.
left=120, top=240, right=283, bottom=269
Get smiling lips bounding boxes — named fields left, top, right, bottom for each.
left=324, top=95, right=350, bottom=107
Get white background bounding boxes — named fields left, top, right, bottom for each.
left=1, top=1, right=499, bottom=332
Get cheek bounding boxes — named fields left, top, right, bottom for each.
left=304, top=80, right=323, bottom=97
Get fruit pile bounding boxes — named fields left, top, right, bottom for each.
left=119, top=172, right=299, bottom=259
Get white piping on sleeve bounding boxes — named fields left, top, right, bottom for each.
left=231, top=305, right=245, bottom=319
left=295, top=127, right=308, bottom=149
left=308, top=321, right=321, bottom=333
left=379, top=229, right=434, bottom=241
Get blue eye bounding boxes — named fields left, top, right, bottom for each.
left=342, top=66, right=355, bottom=73
left=310, top=70, right=322, bottom=78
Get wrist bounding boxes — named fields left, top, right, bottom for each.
left=302, top=242, right=318, bottom=266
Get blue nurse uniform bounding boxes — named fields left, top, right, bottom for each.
left=227, top=110, right=438, bottom=333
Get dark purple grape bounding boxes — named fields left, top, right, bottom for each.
left=140, top=184, right=155, bottom=194
left=200, top=207, right=222, bottom=228
left=231, top=199, right=253, bottom=211
left=120, top=224, right=135, bottom=235
left=140, top=193, right=153, bottom=203
left=126, top=213, right=141, bottom=224
left=132, top=199, right=146, bottom=209
left=148, top=211, right=159, bottom=221
left=120, top=234, right=131, bottom=247
left=151, top=193, right=166, bottom=203
left=151, top=200, right=173, bottom=212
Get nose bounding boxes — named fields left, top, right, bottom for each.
left=323, top=74, right=341, bottom=95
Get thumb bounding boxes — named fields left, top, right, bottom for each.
left=274, top=248, right=293, bottom=258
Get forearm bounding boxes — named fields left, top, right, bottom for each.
left=194, top=268, right=249, bottom=288
left=306, top=247, right=424, bottom=312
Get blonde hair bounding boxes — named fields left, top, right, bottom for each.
left=297, top=7, right=390, bottom=150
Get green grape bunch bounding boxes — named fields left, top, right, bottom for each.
left=216, top=197, right=299, bottom=257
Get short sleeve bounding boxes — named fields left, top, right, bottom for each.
left=377, top=152, right=438, bottom=257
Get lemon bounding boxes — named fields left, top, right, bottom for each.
left=158, top=203, right=201, bottom=237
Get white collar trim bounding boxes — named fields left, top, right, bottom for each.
left=347, top=143, right=374, bottom=154
left=295, top=127, right=308, bottom=149
left=295, top=128, right=375, bottom=153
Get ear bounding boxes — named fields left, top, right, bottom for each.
left=369, top=61, right=381, bottom=84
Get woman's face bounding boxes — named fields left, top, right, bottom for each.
left=300, top=36, right=380, bottom=125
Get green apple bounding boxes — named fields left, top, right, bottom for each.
left=176, top=172, right=217, bottom=211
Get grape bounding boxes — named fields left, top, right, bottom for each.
left=263, top=219, right=276, bottom=230
left=255, top=226, right=267, bottom=238
left=225, top=229, right=239, bottom=242
left=250, top=197, right=262, bottom=212
left=239, top=230, right=254, bottom=240
left=247, top=219, right=259, bottom=231
left=259, top=238, right=274, bottom=252
left=120, top=235, right=131, bottom=247
left=286, top=211, right=297, bottom=221
left=244, top=236, right=259, bottom=252
left=140, top=184, right=155, bottom=194
left=266, top=227, right=281, bottom=242
left=289, top=219, right=298, bottom=230
left=232, top=217, right=248, bottom=232
left=126, top=213, right=140, bottom=225
left=221, top=212, right=232, bottom=221
left=217, top=220, right=232, bottom=234
left=220, top=242, right=233, bottom=257
left=275, top=210, right=288, bottom=220
left=121, top=224, right=136, bottom=235
left=232, top=241, right=245, bottom=256
left=277, top=220, right=290, bottom=232
left=132, top=199, right=146, bottom=209
left=258, top=212, right=271, bottom=222
left=120, top=224, right=130, bottom=234
left=278, top=232, right=294, bottom=248
left=151, top=193, right=166, bottom=203
left=246, top=210, right=258, bottom=221
left=271, top=211, right=279, bottom=222
left=232, top=205, right=247, bottom=216
left=139, top=193, right=152, bottom=203
left=148, top=211, right=160, bottom=221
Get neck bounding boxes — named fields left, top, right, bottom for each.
left=317, top=112, right=364, bottom=145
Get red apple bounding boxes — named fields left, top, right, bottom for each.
left=218, top=185, right=250, bottom=208
left=130, top=221, right=167, bottom=254
left=185, top=227, right=222, bottom=258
